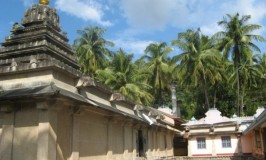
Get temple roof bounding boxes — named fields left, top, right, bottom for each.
left=184, top=108, right=255, bottom=126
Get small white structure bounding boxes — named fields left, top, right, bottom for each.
left=183, top=108, right=261, bottom=157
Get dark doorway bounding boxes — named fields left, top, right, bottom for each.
left=137, top=130, right=144, bottom=157
left=173, top=136, right=187, bottom=156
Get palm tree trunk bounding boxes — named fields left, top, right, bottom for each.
left=235, top=47, right=240, bottom=117
left=241, top=84, right=245, bottom=116
left=203, top=77, right=210, bottom=109
left=236, top=65, right=240, bottom=116
left=158, top=75, right=162, bottom=107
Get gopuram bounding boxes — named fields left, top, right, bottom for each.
left=0, top=0, right=183, bottom=160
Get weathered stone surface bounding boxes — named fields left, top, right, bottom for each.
left=0, top=3, right=81, bottom=77
left=22, top=4, right=60, bottom=31
left=0, top=54, right=81, bottom=77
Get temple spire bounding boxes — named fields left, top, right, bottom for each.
left=39, top=0, right=49, bottom=5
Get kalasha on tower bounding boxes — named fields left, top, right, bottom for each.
left=39, top=0, right=50, bottom=5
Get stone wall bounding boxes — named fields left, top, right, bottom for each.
left=0, top=102, right=175, bottom=160
left=12, top=103, right=38, bottom=160
left=174, top=156, right=256, bottom=160
left=76, top=110, right=175, bottom=160
left=0, top=102, right=55, bottom=160
left=143, top=156, right=256, bottom=160
left=56, top=106, right=72, bottom=160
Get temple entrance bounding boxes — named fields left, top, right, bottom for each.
left=137, top=130, right=145, bottom=157
left=173, top=135, right=187, bottom=156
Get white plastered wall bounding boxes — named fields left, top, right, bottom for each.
left=189, top=136, right=212, bottom=156
left=214, top=134, right=238, bottom=155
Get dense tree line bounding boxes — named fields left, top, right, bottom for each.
left=73, top=13, right=266, bottom=120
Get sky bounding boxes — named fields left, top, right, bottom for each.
left=1, top=0, right=266, bottom=58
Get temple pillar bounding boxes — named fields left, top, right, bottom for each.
left=123, top=120, right=133, bottom=159
left=187, top=137, right=192, bottom=156
left=211, top=135, right=216, bottom=156
left=107, top=119, right=114, bottom=160
left=123, top=124, right=127, bottom=159
left=146, top=128, right=152, bottom=158
left=0, top=111, right=15, bottom=160
left=37, top=102, right=57, bottom=160
left=70, top=115, right=80, bottom=160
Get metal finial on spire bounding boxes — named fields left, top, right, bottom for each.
left=39, top=0, right=49, bottom=5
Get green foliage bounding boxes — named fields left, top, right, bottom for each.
left=73, top=26, right=114, bottom=77
left=176, top=87, right=200, bottom=119
left=95, top=49, right=154, bottom=105
left=142, top=42, right=173, bottom=107
left=172, top=29, right=224, bottom=109
left=214, top=13, right=265, bottom=116
left=74, top=14, right=266, bottom=120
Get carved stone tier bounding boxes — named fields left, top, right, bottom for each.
left=22, top=4, right=60, bottom=31
left=0, top=54, right=81, bottom=77
left=0, top=3, right=81, bottom=77
left=2, top=24, right=68, bottom=47
left=0, top=37, right=79, bottom=69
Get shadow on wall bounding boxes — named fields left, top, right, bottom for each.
left=0, top=102, right=171, bottom=160
left=0, top=104, right=39, bottom=160
left=0, top=103, right=73, bottom=160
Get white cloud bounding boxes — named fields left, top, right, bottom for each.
left=120, top=0, right=179, bottom=30
left=219, top=0, right=266, bottom=35
left=198, top=0, right=266, bottom=37
left=221, top=0, right=266, bottom=23
left=119, top=0, right=266, bottom=35
left=55, top=0, right=112, bottom=26
left=111, top=38, right=154, bottom=55
left=201, top=23, right=223, bottom=36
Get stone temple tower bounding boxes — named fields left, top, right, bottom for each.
left=0, top=0, right=81, bottom=78
left=0, top=1, right=83, bottom=159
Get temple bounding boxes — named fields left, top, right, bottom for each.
left=183, top=108, right=266, bottom=159
left=0, top=1, right=184, bottom=160
left=1, top=1, right=266, bottom=160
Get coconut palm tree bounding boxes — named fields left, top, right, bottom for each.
left=250, top=54, right=266, bottom=106
left=172, top=29, right=224, bottom=109
left=241, top=56, right=264, bottom=89
left=235, top=55, right=264, bottom=114
left=214, top=13, right=265, bottom=116
left=96, top=49, right=153, bottom=105
left=257, top=54, right=266, bottom=75
left=73, top=26, right=114, bottom=77
left=142, top=42, right=173, bottom=107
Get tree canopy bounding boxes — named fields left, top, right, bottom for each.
left=73, top=13, right=266, bottom=120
